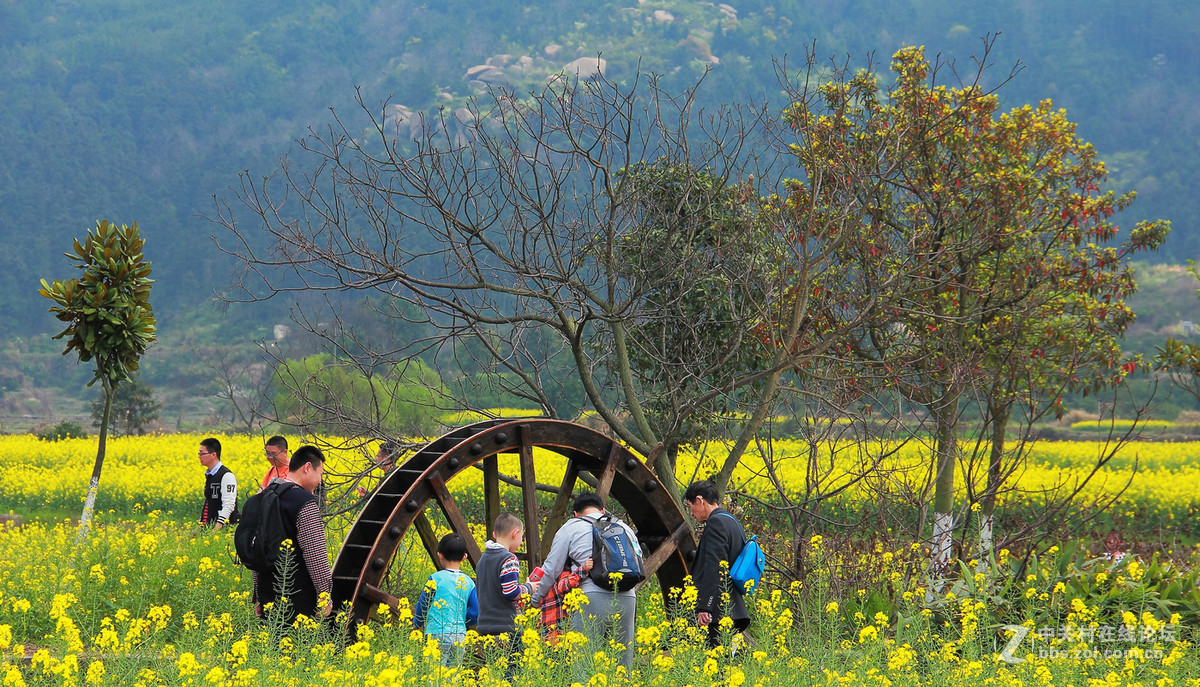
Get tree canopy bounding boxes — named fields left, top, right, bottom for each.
left=218, top=42, right=1166, bottom=573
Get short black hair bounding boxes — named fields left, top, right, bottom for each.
left=572, top=491, right=604, bottom=514
left=493, top=512, right=522, bottom=537
left=290, top=445, right=325, bottom=472
left=438, top=533, right=468, bottom=562
left=266, top=435, right=288, bottom=450
left=684, top=480, right=720, bottom=504
left=200, top=437, right=221, bottom=457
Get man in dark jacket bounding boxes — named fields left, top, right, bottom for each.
left=685, top=479, right=750, bottom=648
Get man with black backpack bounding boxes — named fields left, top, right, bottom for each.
left=531, top=492, right=643, bottom=671
left=237, top=445, right=332, bottom=624
left=685, top=480, right=751, bottom=649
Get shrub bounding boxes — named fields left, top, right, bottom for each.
left=35, top=420, right=87, bottom=441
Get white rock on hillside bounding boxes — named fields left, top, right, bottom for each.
left=562, top=56, right=606, bottom=79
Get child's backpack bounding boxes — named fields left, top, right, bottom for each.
left=234, top=481, right=296, bottom=572
left=581, top=514, right=645, bottom=592
left=716, top=512, right=765, bottom=595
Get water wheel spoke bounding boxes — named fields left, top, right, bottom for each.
left=413, top=511, right=442, bottom=570
left=542, top=460, right=579, bottom=546
left=594, top=441, right=621, bottom=502
left=362, top=583, right=401, bottom=614
left=517, top=424, right=541, bottom=567
left=483, top=455, right=500, bottom=532
left=639, top=522, right=691, bottom=586
left=429, top=472, right=483, bottom=566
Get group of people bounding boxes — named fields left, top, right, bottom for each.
left=410, top=482, right=753, bottom=672
left=197, top=438, right=752, bottom=670
left=196, top=436, right=334, bottom=620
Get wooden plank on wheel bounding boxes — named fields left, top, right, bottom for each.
left=361, top=583, right=401, bottom=613
left=429, top=472, right=483, bottom=567
left=483, top=455, right=500, bottom=534
left=413, top=511, right=442, bottom=570
left=595, top=441, right=621, bottom=502
left=542, top=460, right=580, bottom=546
left=517, top=424, right=541, bottom=567
left=636, top=522, right=692, bottom=590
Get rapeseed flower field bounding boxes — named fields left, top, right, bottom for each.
left=0, top=433, right=1197, bottom=684
left=3, top=434, right=1197, bottom=530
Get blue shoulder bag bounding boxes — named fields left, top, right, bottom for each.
left=715, top=512, right=765, bottom=595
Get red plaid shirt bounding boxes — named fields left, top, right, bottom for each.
left=538, top=569, right=582, bottom=639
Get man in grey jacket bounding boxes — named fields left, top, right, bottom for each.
left=531, top=492, right=642, bottom=671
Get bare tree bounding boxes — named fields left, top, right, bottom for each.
left=211, top=64, right=918, bottom=501
left=196, top=344, right=276, bottom=433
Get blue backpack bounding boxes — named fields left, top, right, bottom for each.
left=716, top=512, right=765, bottom=595
left=580, top=514, right=645, bottom=592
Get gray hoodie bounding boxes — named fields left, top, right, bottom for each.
left=530, top=512, right=642, bottom=604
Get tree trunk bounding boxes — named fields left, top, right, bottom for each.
left=980, top=400, right=1010, bottom=557
left=930, top=387, right=960, bottom=580
left=651, top=441, right=683, bottom=503
left=76, top=381, right=114, bottom=545
left=713, top=368, right=783, bottom=496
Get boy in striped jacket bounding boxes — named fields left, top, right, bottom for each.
left=475, top=512, right=533, bottom=678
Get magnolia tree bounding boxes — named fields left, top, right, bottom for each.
left=40, top=220, right=156, bottom=543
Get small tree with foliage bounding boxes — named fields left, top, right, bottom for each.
left=39, top=220, right=155, bottom=542
left=36, top=420, right=88, bottom=441
left=782, top=42, right=1167, bottom=575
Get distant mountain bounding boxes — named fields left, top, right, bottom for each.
left=3, top=0, right=1197, bottom=341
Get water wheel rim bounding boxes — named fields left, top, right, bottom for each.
left=330, top=418, right=695, bottom=628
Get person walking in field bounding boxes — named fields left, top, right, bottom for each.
left=685, top=479, right=751, bottom=648
left=198, top=437, right=238, bottom=528
left=252, top=445, right=333, bottom=623
left=531, top=492, right=642, bottom=671
left=475, top=512, right=534, bottom=679
left=413, top=533, right=479, bottom=666
left=261, top=435, right=290, bottom=490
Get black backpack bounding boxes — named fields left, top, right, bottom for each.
left=235, top=481, right=296, bottom=572
left=582, top=514, right=645, bottom=592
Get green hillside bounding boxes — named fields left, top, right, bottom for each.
left=2, top=0, right=1198, bottom=409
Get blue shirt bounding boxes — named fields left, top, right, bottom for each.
left=414, top=568, right=479, bottom=636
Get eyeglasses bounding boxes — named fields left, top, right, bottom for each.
left=265, top=449, right=283, bottom=459
left=198, top=450, right=214, bottom=456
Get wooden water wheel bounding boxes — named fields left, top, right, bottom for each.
left=330, top=418, right=696, bottom=626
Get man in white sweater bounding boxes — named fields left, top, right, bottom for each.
left=198, top=437, right=238, bottom=528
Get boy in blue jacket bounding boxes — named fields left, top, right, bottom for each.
left=414, top=533, right=479, bottom=666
